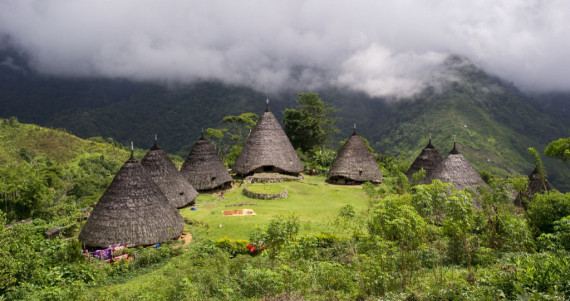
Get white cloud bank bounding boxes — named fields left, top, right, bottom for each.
left=1, top=0, right=570, bottom=97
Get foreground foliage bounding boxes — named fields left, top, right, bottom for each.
left=3, top=180, right=570, bottom=300
left=1, top=119, right=570, bottom=300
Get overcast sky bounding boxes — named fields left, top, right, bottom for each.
left=1, top=0, right=569, bottom=97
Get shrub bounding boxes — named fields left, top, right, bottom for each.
left=527, top=192, right=570, bottom=234
left=239, top=267, right=285, bottom=298
left=471, top=247, right=497, bottom=267
left=215, top=238, right=250, bottom=256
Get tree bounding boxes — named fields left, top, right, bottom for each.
left=283, top=92, right=339, bottom=153
left=205, top=112, right=258, bottom=165
left=544, top=137, right=570, bottom=162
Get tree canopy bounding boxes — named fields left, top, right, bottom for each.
left=545, top=137, right=570, bottom=162
left=205, top=112, right=259, bottom=166
left=282, top=92, right=339, bottom=153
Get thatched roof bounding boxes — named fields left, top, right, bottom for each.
left=406, top=139, right=444, bottom=181
left=79, top=154, right=184, bottom=249
left=141, top=140, right=198, bottom=208
left=428, top=142, right=487, bottom=191
left=180, top=135, right=233, bottom=191
left=515, top=166, right=551, bottom=207
left=327, top=129, right=382, bottom=183
left=232, top=105, right=303, bottom=176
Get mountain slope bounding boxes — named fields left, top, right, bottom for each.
left=366, top=58, right=569, bottom=190
left=1, top=51, right=568, bottom=191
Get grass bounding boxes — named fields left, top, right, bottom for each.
left=82, top=175, right=373, bottom=299
left=181, top=175, right=370, bottom=241
left=244, top=183, right=285, bottom=194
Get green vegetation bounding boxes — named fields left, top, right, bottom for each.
left=244, top=183, right=285, bottom=194
left=184, top=177, right=368, bottom=240
left=6, top=174, right=566, bottom=300
left=1, top=111, right=570, bottom=299
left=545, top=137, right=570, bottom=162
left=0, top=118, right=130, bottom=222
left=283, top=92, right=340, bottom=153
left=205, top=112, right=259, bottom=166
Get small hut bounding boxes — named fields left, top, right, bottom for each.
left=428, top=142, right=487, bottom=192
left=406, top=139, right=444, bottom=182
left=514, top=166, right=551, bottom=207
left=141, top=138, right=198, bottom=208
left=327, top=128, right=382, bottom=184
left=79, top=152, right=184, bottom=249
left=232, top=102, right=303, bottom=176
left=180, top=135, right=234, bottom=191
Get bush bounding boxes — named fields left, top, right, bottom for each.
left=239, top=267, right=285, bottom=298
left=527, top=192, right=570, bottom=234
left=492, top=252, right=570, bottom=298
left=472, top=247, right=498, bottom=267
left=131, top=243, right=181, bottom=268
left=215, top=238, right=250, bottom=256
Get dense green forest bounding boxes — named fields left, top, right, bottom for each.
left=1, top=119, right=570, bottom=300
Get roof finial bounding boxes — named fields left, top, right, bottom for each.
left=450, top=136, right=460, bottom=154
left=352, top=123, right=358, bottom=136
left=427, top=133, right=434, bottom=148
left=265, top=98, right=270, bottom=112
left=130, top=141, right=135, bottom=159
left=151, top=134, right=160, bottom=150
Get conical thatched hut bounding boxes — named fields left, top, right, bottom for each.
left=141, top=139, right=198, bottom=209
left=514, top=166, right=551, bottom=207
left=232, top=104, right=303, bottom=176
left=327, top=129, right=382, bottom=184
left=428, top=142, right=487, bottom=192
left=180, top=135, right=234, bottom=191
left=79, top=153, right=184, bottom=249
left=406, top=139, right=444, bottom=182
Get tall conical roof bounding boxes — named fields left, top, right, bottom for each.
left=141, top=139, right=198, bottom=208
left=515, top=166, right=551, bottom=207
left=428, top=142, right=487, bottom=191
left=406, top=139, right=444, bottom=181
left=527, top=166, right=551, bottom=194
left=232, top=106, right=303, bottom=176
left=327, top=130, right=382, bottom=184
left=180, top=135, right=233, bottom=191
left=79, top=155, right=184, bottom=249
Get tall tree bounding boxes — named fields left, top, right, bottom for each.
left=282, top=92, right=339, bottom=153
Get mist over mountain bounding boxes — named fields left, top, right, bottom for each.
left=2, top=1, right=570, bottom=97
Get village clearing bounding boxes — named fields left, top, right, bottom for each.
left=181, top=175, right=368, bottom=241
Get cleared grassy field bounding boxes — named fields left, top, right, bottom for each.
left=181, top=175, right=370, bottom=241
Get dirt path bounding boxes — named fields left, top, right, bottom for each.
left=178, top=231, right=193, bottom=247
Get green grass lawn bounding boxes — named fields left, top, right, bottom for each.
left=181, top=175, right=370, bottom=241
left=83, top=175, right=373, bottom=299
left=244, top=183, right=285, bottom=194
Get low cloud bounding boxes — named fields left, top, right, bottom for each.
left=1, top=0, right=569, bottom=97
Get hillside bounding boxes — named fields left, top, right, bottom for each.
left=364, top=58, right=570, bottom=190
left=1, top=118, right=570, bottom=300
left=1, top=50, right=569, bottom=190
left=0, top=118, right=133, bottom=222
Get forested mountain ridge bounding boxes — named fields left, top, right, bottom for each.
left=0, top=50, right=569, bottom=190
left=363, top=57, right=570, bottom=190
